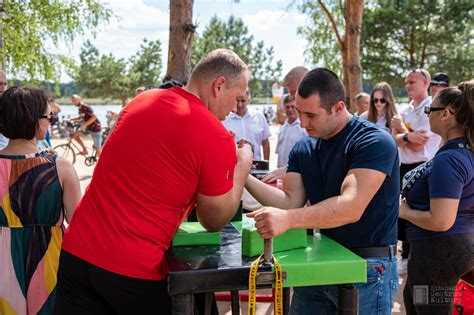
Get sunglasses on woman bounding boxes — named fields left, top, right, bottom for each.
left=40, top=112, right=54, bottom=122
left=424, top=106, right=455, bottom=116
left=372, top=97, right=387, bottom=104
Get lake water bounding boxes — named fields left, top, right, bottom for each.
left=58, top=104, right=277, bottom=126
left=59, top=103, right=409, bottom=127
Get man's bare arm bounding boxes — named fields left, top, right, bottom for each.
left=245, top=172, right=307, bottom=210
left=248, top=168, right=387, bottom=238
left=196, top=144, right=253, bottom=231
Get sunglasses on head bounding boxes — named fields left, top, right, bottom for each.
left=372, top=97, right=387, bottom=104
left=40, top=112, right=54, bottom=122
left=424, top=106, right=455, bottom=115
left=409, top=66, right=427, bottom=79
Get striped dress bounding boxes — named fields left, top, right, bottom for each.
left=0, top=150, right=65, bottom=315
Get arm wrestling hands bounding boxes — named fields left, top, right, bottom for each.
left=247, top=168, right=387, bottom=239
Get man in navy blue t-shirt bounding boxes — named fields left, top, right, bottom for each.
left=246, top=68, right=400, bottom=314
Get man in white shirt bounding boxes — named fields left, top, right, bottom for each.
left=391, top=67, right=442, bottom=270
left=0, top=70, right=9, bottom=149
left=222, top=90, right=271, bottom=161
left=392, top=68, right=441, bottom=171
left=275, top=94, right=307, bottom=167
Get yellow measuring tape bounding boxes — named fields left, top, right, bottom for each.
left=248, top=254, right=283, bottom=315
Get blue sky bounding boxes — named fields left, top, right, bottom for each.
left=55, top=0, right=311, bottom=82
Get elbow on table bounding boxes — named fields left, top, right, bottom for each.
left=200, top=220, right=226, bottom=232
left=198, top=205, right=235, bottom=232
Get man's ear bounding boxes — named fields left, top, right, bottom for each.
left=423, top=77, right=430, bottom=89
left=212, top=76, right=226, bottom=95
left=333, top=101, right=346, bottom=114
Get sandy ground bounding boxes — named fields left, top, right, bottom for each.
left=51, top=124, right=406, bottom=314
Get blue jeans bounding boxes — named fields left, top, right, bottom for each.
left=290, top=257, right=399, bottom=315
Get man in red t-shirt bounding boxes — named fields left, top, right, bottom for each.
left=54, top=49, right=253, bottom=314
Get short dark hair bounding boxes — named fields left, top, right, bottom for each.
left=297, top=68, right=346, bottom=113
left=0, top=86, right=48, bottom=140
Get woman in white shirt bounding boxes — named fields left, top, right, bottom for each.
left=361, top=82, right=398, bottom=132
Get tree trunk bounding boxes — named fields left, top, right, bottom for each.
left=344, top=0, right=363, bottom=113
left=165, top=0, right=195, bottom=84
left=341, top=45, right=350, bottom=108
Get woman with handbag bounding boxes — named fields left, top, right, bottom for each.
left=399, top=80, right=474, bottom=314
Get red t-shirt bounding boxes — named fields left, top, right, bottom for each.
left=62, top=87, right=236, bottom=280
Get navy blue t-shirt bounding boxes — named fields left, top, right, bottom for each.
left=287, top=116, right=400, bottom=248
left=405, top=138, right=474, bottom=240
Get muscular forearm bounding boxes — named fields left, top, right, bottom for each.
left=287, top=194, right=363, bottom=229
left=245, top=175, right=293, bottom=209
left=231, top=160, right=252, bottom=210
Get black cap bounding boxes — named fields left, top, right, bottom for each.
left=431, top=72, right=449, bottom=86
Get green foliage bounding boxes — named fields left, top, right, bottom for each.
left=73, top=39, right=162, bottom=105
left=298, top=0, right=474, bottom=89
left=297, top=1, right=344, bottom=76
left=362, top=0, right=474, bottom=89
left=128, top=39, right=163, bottom=87
left=0, top=0, right=113, bottom=81
left=192, top=15, right=282, bottom=97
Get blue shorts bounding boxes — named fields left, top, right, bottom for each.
left=81, top=129, right=102, bottom=149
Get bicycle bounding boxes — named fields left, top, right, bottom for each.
left=84, top=127, right=110, bottom=166
left=53, top=121, right=109, bottom=166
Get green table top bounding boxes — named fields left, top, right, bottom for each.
left=239, top=216, right=366, bottom=286
left=172, top=222, right=220, bottom=246
left=274, top=235, right=366, bottom=287
left=168, top=221, right=367, bottom=288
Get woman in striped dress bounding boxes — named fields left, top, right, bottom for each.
left=0, top=86, right=81, bottom=315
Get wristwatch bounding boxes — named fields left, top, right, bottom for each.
left=403, top=133, right=409, bottom=142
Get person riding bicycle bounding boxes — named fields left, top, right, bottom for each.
left=70, top=94, right=102, bottom=157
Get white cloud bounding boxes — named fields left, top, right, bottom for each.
left=58, top=1, right=168, bottom=59
left=57, top=1, right=311, bottom=81
left=242, top=10, right=309, bottom=75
